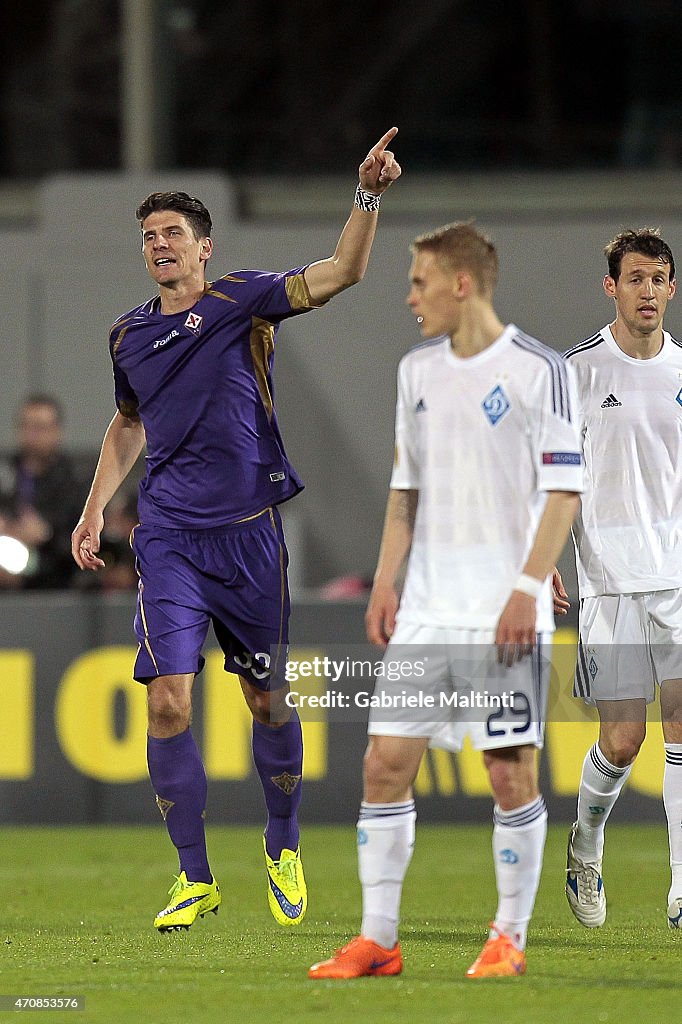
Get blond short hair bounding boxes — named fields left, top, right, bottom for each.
left=411, top=221, right=498, bottom=296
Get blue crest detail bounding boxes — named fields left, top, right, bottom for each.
left=482, top=384, right=511, bottom=425
left=357, top=828, right=368, bottom=846
left=588, top=805, right=606, bottom=815
left=499, top=848, right=519, bottom=864
left=589, top=657, right=598, bottom=679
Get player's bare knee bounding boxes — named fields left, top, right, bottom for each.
left=250, top=701, right=287, bottom=727
left=599, top=737, right=642, bottom=767
left=598, top=727, right=644, bottom=767
left=660, top=683, right=682, bottom=735
left=266, top=688, right=294, bottom=726
left=146, top=675, right=194, bottom=737
left=245, top=687, right=266, bottom=718
left=147, top=695, right=191, bottom=736
left=362, top=741, right=413, bottom=801
left=663, top=721, right=682, bottom=745
left=362, top=744, right=387, bottom=790
left=241, top=685, right=291, bottom=726
left=239, top=676, right=292, bottom=726
left=484, top=748, right=537, bottom=809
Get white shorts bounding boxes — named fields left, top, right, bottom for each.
left=574, top=590, right=682, bottom=704
left=367, top=621, right=551, bottom=752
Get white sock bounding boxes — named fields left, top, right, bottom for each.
left=491, top=796, right=547, bottom=951
left=357, top=800, right=416, bottom=950
left=664, top=744, right=682, bottom=903
left=573, top=743, right=632, bottom=862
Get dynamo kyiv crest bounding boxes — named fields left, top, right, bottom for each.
left=482, top=384, right=511, bottom=425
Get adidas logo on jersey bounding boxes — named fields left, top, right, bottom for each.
left=415, top=398, right=427, bottom=413
left=600, top=393, right=622, bottom=408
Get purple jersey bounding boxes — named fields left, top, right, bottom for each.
left=109, top=269, right=322, bottom=527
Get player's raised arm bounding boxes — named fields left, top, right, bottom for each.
left=304, top=127, right=401, bottom=305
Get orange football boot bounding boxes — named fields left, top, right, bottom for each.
left=309, top=935, right=403, bottom=979
left=466, top=924, right=526, bottom=978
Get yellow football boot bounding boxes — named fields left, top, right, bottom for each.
left=263, top=838, right=307, bottom=926
left=154, top=871, right=221, bottom=932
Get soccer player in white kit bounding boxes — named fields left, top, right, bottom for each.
left=560, top=229, right=682, bottom=929
left=309, top=222, right=583, bottom=980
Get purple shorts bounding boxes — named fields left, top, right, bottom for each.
left=131, top=507, right=289, bottom=689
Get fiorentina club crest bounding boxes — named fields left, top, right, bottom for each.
left=184, top=311, right=203, bottom=335
left=270, top=772, right=301, bottom=795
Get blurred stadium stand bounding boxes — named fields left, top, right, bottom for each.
left=2, top=2, right=682, bottom=178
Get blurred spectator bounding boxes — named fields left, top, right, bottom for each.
left=0, top=394, right=87, bottom=589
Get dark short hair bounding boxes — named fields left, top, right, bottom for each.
left=604, top=228, right=675, bottom=282
left=411, top=220, right=499, bottom=296
left=18, top=394, right=64, bottom=426
left=136, top=192, right=212, bottom=240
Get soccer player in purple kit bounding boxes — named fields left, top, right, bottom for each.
left=71, top=128, right=401, bottom=931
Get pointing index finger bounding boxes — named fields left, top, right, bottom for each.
left=369, top=126, right=398, bottom=154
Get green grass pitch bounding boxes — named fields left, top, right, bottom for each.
left=1, top=823, right=678, bottom=1023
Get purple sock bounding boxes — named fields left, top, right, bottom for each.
left=252, top=712, right=303, bottom=860
left=147, top=728, right=212, bottom=883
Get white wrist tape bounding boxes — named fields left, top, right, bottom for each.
left=514, top=573, right=543, bottom=599
left=354, top=184, right=381, bottom=212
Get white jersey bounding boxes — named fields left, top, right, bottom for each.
left=391, top=325, right=583, bottom=632
left=564, top=325, right=682, bottom=597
